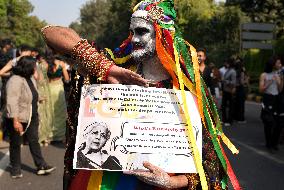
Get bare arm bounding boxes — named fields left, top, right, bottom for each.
left=0, top=54, right=31, bottom=77
left=0, top=60, right=13, bottom=77
left=41, top=26, right=147, bottom=86
left=60, top=61, right=70, bottom=82
left=259, top=73, right=271, bottom=93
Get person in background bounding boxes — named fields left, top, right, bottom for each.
left=234, top=58, right=247, bottom=124
left=41, top=1, right=241, bottom=189
left=63, top=61, right=72, bottom=103
left=36, top=54, right=53, bottom=146
left=259, top=56, right=283, bottom=153
left=197, top=48, right=214, bottom=96
left=5, top=56, right=55, bottom=178
left=0, top=39, right=14, bottom=69
left=0, top=39, right=13, bottom=103
left=47, top=54, right=70, bottom=142
left=31, top=48, right=39, bottom=58
left=219, top=60, right=228, bottom=81
left=0, top=45, right=32, bottom=141
left=0, top=45, right=33, bottom=77
left=0, top=39, right=14, bottom=141
left=208, top=62, right=221, bottom=99
left=221, top=57, right=236, bottom=127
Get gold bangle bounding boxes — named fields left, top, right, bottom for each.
left=184, top=174, right=199, bottom=190
left=71, top=39, right=114, bottom=81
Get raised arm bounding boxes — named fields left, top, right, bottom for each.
left=60, top=61, right=70, bottom=82
left=0, top=60, right=13, bottom=77
left=41, top=26, right=147, bottom=86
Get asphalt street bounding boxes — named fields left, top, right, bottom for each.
left=224, top=101, right=284, bottom=190
left=0, top=101, right=283, bottom=190
left=0, top=142, right=64, bottom=190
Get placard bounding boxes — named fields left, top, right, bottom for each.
left=74, top=84, right=202, bottom=173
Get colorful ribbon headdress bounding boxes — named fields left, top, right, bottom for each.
left=108, top=1, right=242, bottom=189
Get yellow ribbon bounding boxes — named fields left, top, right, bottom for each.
left=188, top=44, right=205, bottom=126
left=220, top=134, right=239, bottom=154
left=105, top=48, right=130, bottom=65
left=173, top=44, right=208, bottom=190
left=183, top=41, right=239, bottom=155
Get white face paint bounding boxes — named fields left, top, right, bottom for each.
left=129, top=18, right=156, bottom=62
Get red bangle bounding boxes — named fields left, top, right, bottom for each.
left=104, top=63, right=115, bottom=82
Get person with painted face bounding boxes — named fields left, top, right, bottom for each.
left=42, top=0, right=240, bottom=190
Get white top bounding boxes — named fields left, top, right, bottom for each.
left=264, top=72, right=279, bottom=96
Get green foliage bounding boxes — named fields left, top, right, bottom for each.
left=275, top=37, right=284, bottom=56
left=227, top=0, right=284, bottom=37
left=175, top=0, right=248, bottom=65
left=0, top=0, right=46, bottom=47
left=226, top=0, right=284, bottom=87
left=70, top=0, right=132, bottom=49
left=73, top=0, right=248, bottom=66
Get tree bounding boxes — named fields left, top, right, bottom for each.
left=73, top=0, right=248, bottom=65
left=175, top=0, right=248, bottom=64
left=0, top=0, right=46, bottom=47
left=226, top=0, right=284, bottom=37
left=70, top=0, right=133, bottom=49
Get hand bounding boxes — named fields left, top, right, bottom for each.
left=13, top=120, right=24, bottom=135
left=107, top=65, right=148, bottom=86
left=124, top=161, right=174, bottom=189
left=41, top=26, right=81, bottom=54
left=273, top=75, right=281, bottom=84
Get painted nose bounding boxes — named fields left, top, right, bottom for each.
left=131, top=35, right=140, bottom=45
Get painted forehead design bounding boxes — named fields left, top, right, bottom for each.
left=131, top=0, right=175, bottom=25
left=130, top=17, right=153, bottom=30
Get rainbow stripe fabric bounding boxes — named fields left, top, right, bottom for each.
left=69, top=170, right=162, bottom=190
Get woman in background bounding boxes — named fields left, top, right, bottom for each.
left=5, top=56, right=55, bottom=178
left=221, top=58, right=237, bottom=127
left=47, top=54, right=69, bottom=142
left=234, top=58, right=247, bottom=123
left=259, top=56, right=283, bottom=152
left=36, top=54, right=53, bottom=146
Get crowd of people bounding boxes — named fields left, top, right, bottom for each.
left=0, top=1, right=283, bottom=189
left=197, top=49, right=249, bottom=127
left=197, top=47, right=284, bottom=153
left=0, top=38, right=72, bottom=178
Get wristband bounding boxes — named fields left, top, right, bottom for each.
left=71, top=39, right=114, bottom=82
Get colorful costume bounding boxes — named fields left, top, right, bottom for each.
left=48, top=64, right=67, bottom=141
left=59, top=0, right=241, bottom=189
left=37, top=61, right=53, bottom=143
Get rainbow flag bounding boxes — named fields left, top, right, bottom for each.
left=68, top=170, right=163, bottom=190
